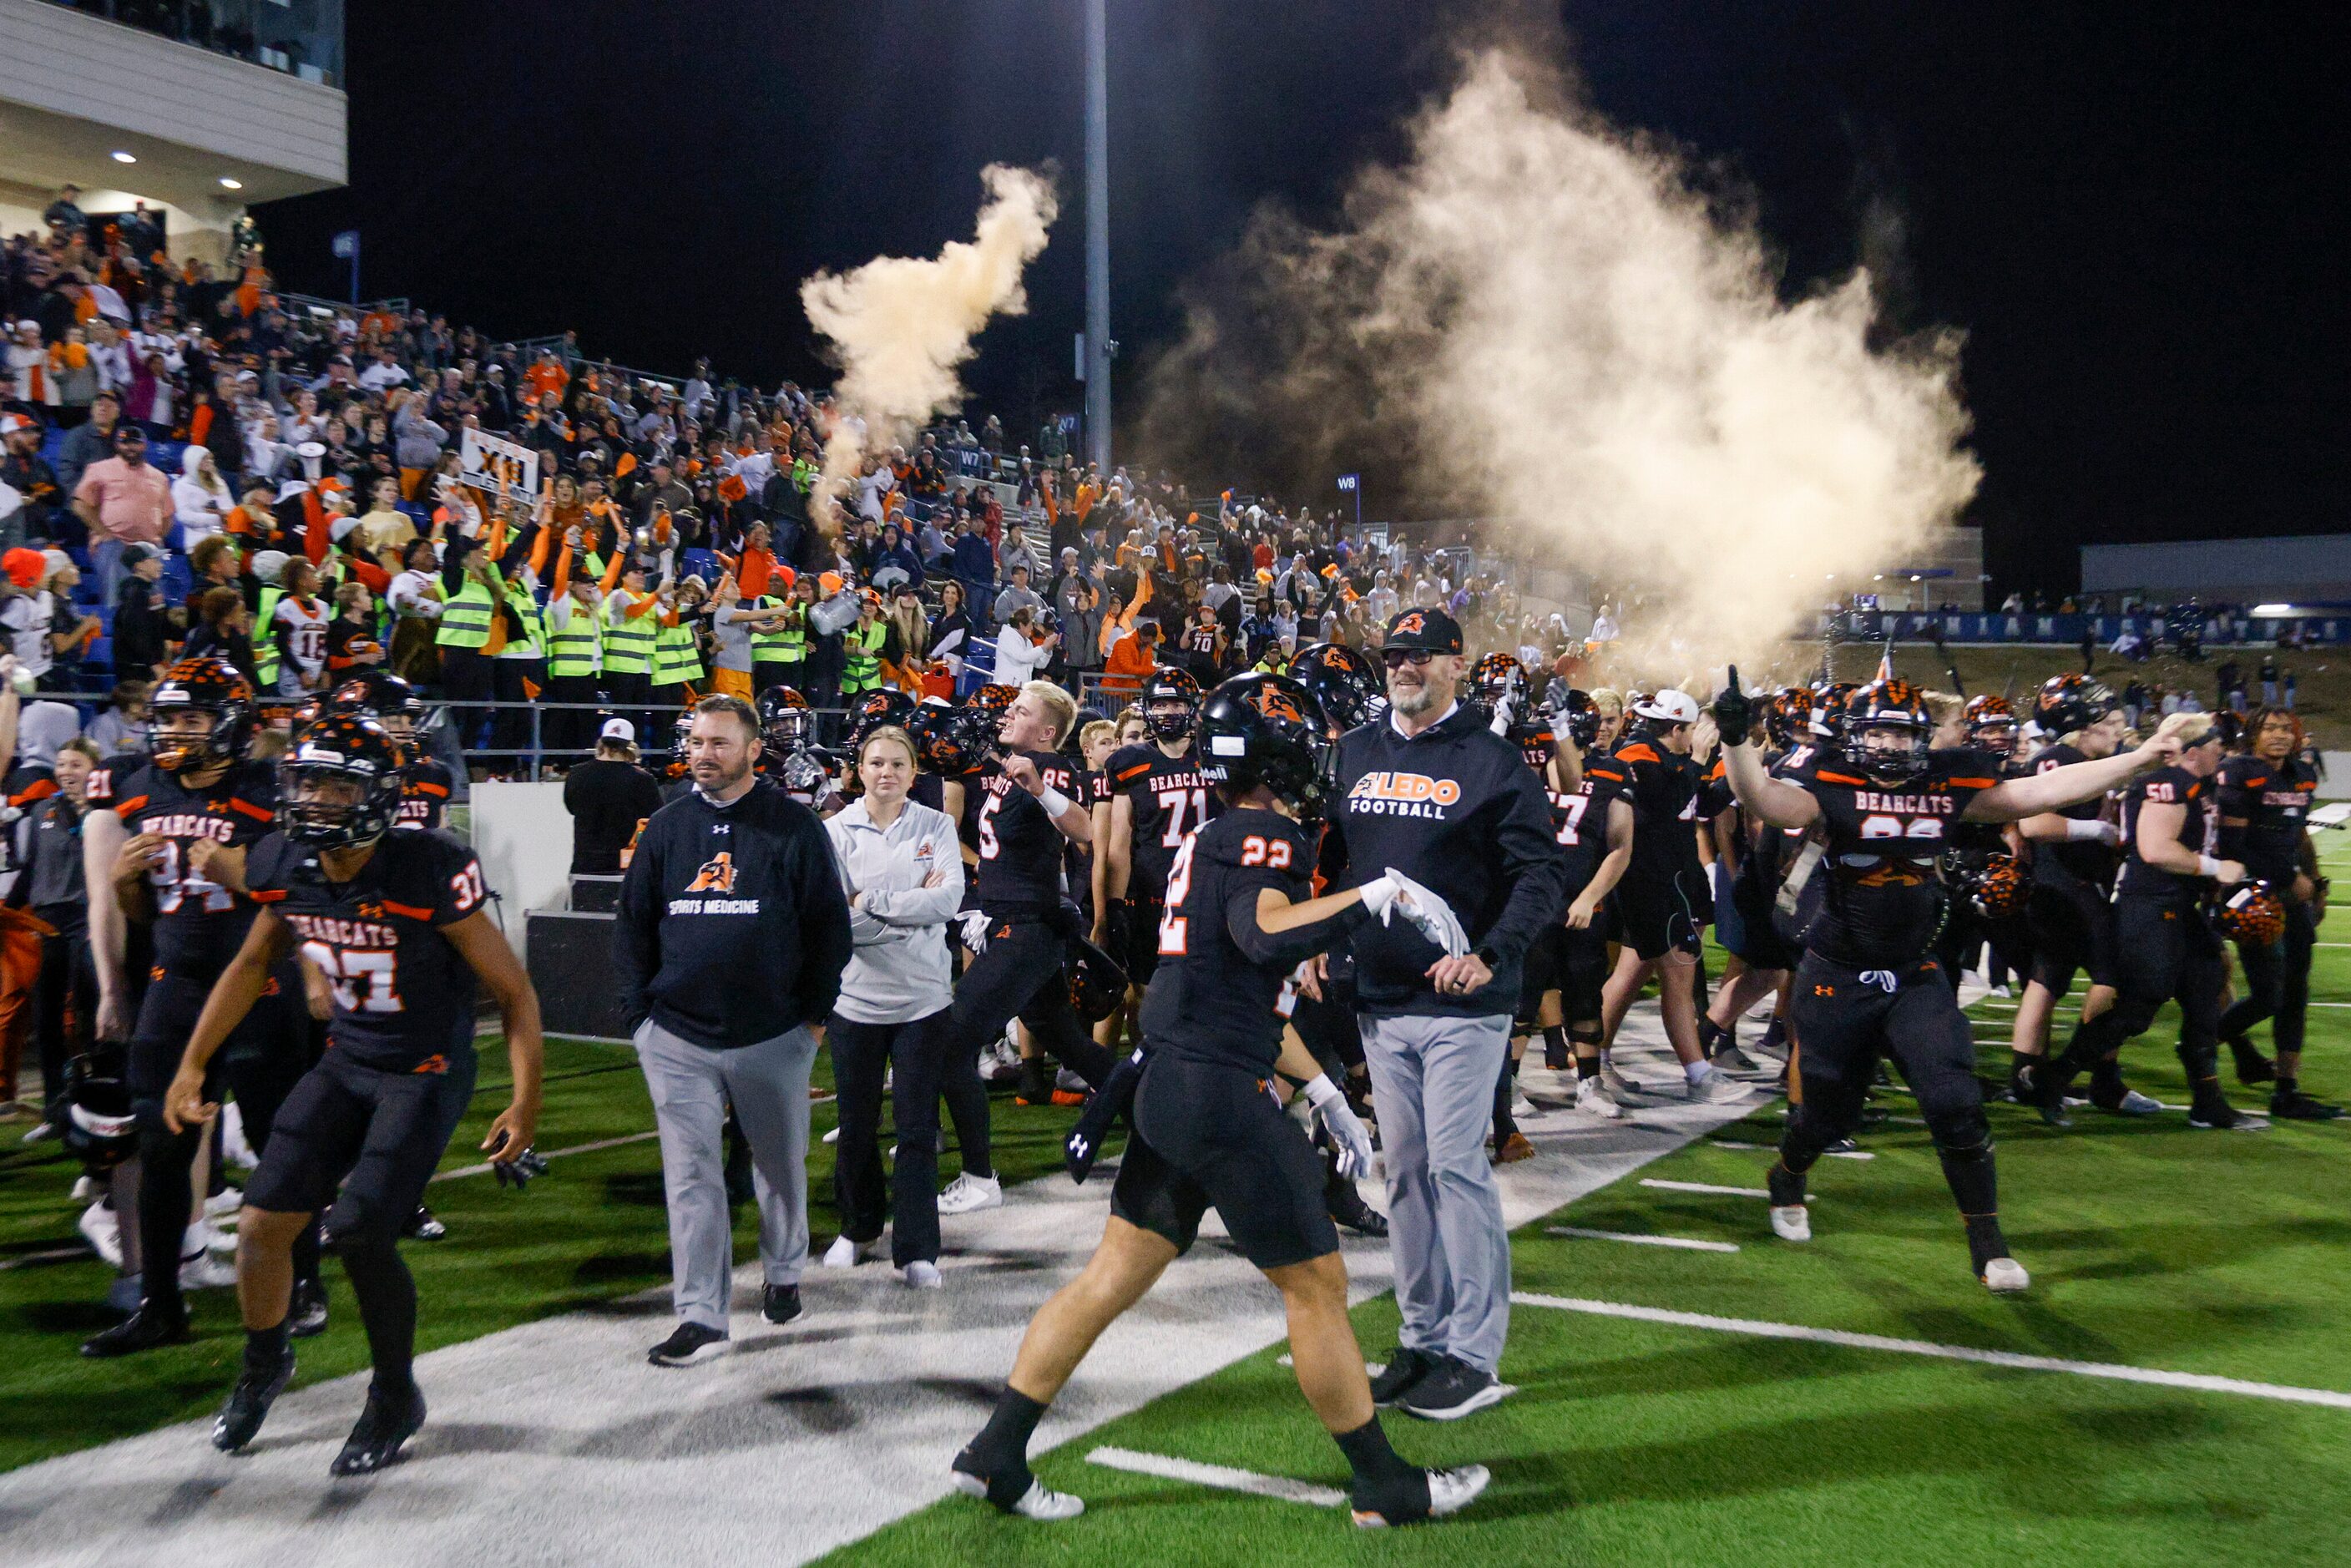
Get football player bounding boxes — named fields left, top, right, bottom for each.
left=1535, top=691, right=1635, bottom=1117
left=953, top=675, right=1486, bottom=1528
left=2215, top=708, right=2335, bottom=1117
left=166, top=714, right=544, bottom=1473
left=1091, top=669, right=1216, bottom=1056
left=2037, top=716, right=2269, bottom=1130
left=79, top=658, right=324, bottom=1357
left=1714, top=671, right=2195, bottom=1291
left=1696, top=686, right=1816, bottom=1070
left=331, top=670, right=451, bottom=832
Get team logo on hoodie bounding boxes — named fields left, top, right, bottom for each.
left=1346, top=771, right=1461, bottom=818
left=685, top=852, right=737, bottom=893
left=670, top=851, right=760, bottom=914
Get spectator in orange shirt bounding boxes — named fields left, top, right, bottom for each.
left=70, top=423, right=171, bottom=609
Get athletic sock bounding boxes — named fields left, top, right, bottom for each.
left=1683, top=1059, right=1712, bottom=1087
left=1336, top=1416, right=1429, bottom=1515
left=2008, top=1050, right=2039, bottom=1093
left=2276, top=1074, right=2299, bottom=1097
left=291, top=1212, right=324, bottom=1291
left=1696, top=1016, right=1726, bottom=1055
left=1935, top=1143, right=2000, bottom=1219
left=1490, top=1059, right=1516, bottom=1141
left=1767, top=1159, right=1808, bottom=1207
left=1015, top=1059, right=1052, bottom=1102
left=2087, top=1059, right=2126, bottom=1109
left=961, top=1386, right=1049, bottom=1508
left=244, top=1319, right=291, bottom=1374
left=1574, top=1053, right=1600, bottom=1080
left=340, top=1240, right=419, bottom=1398
left=1759, top=1015, right=1787, bottom=1055
left=1961, top=1211, right=2011, bottom=1275
left=1542, top=1025, right=1569, bottom=1070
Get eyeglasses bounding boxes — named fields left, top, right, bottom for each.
left=1382, top=649, right=1436, bottom=669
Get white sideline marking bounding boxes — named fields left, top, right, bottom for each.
left=1546, top=1226, right=1741, bottom=1253
left=1641, top=1178, right=1775, bottom=1199
left=1086, top=1446, right=1346, bottom=1508
left=1712, top=1139, right=1873, bottom=1161
left=1513, top=1294, right=2351, bottom=1410
left=433, top=1129, right=661, bottom=1181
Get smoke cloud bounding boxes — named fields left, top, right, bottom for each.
left=801, top=163, right=1059, bottom=535
left=1140, top=45, right=1980, bottom=681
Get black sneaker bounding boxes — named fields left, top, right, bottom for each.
left=1014, top=1065, right=1055, bottom=1107
left=288, top=1278, right=330, bottom=1339
left=2187, top=1097, right=2269, bottom=1132
left=1327, top=1183, right=1391, bottom=1238
left=2229, top=1039, right=2278, bottom=1085
left=402, top=1206, right=447, bottom=1242
left=331, top=1383, right=427, bottom=1476
left=762, top=1283, right=803, bottom=1324
left=80, top=1300, right=190, bottom=1358
left=2270, top=1090, right=2344, bottom=1121
left=1369, top=1346, right=1436, bottom=1408
left=1398, top=1356, right=1508, bottom=1421
left=213, top=1343, right=296, bottom=1452
left=647, top=1320, right=731, bottom=1366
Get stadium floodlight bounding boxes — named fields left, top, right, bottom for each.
left=111, top=150, right=136, bottom=164
left=2252, top=603, right=2293, bottom=616
left=220, top=177, right=244, bottom=190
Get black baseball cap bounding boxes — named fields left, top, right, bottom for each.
left=1383, top=606, right=1463, bottom=654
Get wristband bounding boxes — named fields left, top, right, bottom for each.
left=1302, top=1073, right=1343, bottom=1110
left=2198, top=855, right=2221, bottom=879
left=1038, top=786, right=1072, bottom=817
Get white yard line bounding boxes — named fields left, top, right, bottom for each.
left=1641, top=1178, right=1775, bottom=1199
left=1085, top=1446, right=1347, bottom=1508
left=1711, top=1140, right=1871, bottom=1161
left=1545, top=1226, right=1740, bottom=1253
left=1513, top=1294, right=2351, bottom=1410
left=433, top=1129, right=662, bottom=1182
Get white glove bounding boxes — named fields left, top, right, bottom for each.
left=1489, top=694, right=1514, bottom=735
left=1304, top=1075, right=1373, bottom=1181
left=1358, top=867, right=1470, bottom=959
left=2065, top=818, right=2121, bottom=847
left=781, top=749, right=828, bottom=796
left=958, top=909, right=992, bottom=953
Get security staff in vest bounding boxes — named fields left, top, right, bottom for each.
left=433, top=534, right=500, bottom=753
left=650, top=574, right=707, bottom=725
left=841, top=589, right=891, bottom=702
left=601, top=559, right=660, bottom=748
left=490, top=542, right=549, bottom=773
left=248, top=550, right=291, bottom=696
left=749, top=574, right=807, bottom=701
left=614, top=695, right=854, bottom=1366
left=543, top=572, right=603, bottom=759
left=1318, top=606, right=1567, bottom=1421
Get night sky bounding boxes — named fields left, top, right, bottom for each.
left=258, top=2, right=2350, bottom=594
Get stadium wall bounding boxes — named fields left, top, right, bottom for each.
left=2081, top=535, right=2351, bottom=604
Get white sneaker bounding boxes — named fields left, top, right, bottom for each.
left=71, top=1175, right=94, bottom=1201
left=953, top=1469, right=1084, bottom=1520
left=205, top=1188, right=244, bottom=1219
left=2111, top=1089, right=2163, bottom=1116
left=822, top=1234, right=877, bottom=1268
left=1769, top=1204, right=1812, bottom=1242
left=1990, top=984, right=2014, bottom=999
left=1354, top=1463, right=1492, bottom=1527
left=1574, top=1075, right=1623, bottom=1119
left=220, top=1103, right=258, bottom=1171
left=1599, top=1060, right=1640, bottom=1100
left=1684, top=1070, right=1753, bottom=1105
left=1981, top=1257, right=2030, bottom=1293
left=22, top=1119, right=57, bottom=1145
left=822, top=1125, right=840, bottom=1145
left=903, top=1260, right=943, bottom=1289
left=78, top=1201, right=122, bottom=1267
left=937, top=1172, right=1003, bottom=1215
left=179, top=1252, right=237, bottom=1290
left=1054, top=1067, right=1087, bottom=1094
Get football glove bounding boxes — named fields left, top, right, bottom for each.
left=1488, top=693, right=1514, bottom=736
left=1304, top=1074, right=1374, bottom=1181
left=492, top=1147, right=548, bottom=1191
left=1711, top=665, right=1753, bottom=742
left=958, top=908, right=993, bottom=953
left=1358, top=867, right=1470, bottom=958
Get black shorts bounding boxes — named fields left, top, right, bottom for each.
left=1111, top=1051, right=1339, bottom=1270
left=947, top=918, right=1104, bottom=1083
left=1560, top=922, right=1611, bottom=1025
left=1612, top=865, right=1707, bottom=961
left=129, top=964, right=309, bottom=1107
left=1121, top=898, right=1165, bottom=989
left=1727, top=866, right=1799, bottom=971
left=1515, top=925, right=1570, bottom=1024
left=2112, top=896, right=2225, bottom=1012
left=1787, top=951, right=1983, bottom=1133
left=243, top=1041, right=478, bottom=1242
left=2028, top=874, right=2120, bottom=993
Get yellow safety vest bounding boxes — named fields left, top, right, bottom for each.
left=601, top=593, right=655, bottom=675
left=751, top=597, right=803, bottom=665
left=500, top=585, right=546, bottom=659
left=841, top=619, right=886, bottom=693
left=653, top=616, right=703, bottom=687
left=545, top=602, right=599, bottom=678
left=435, top=576, right=497, bottom=650
left=251, top=585, right=285, bottom=686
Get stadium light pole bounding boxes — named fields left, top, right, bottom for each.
left=1084, top=0, right=1112, bottom=477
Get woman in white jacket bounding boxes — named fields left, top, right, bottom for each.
left=821, top=726, right=973, bottom=1289
left=992, top=605, right=1056, bottom=688
left=171, top=447, right=232, bottom=544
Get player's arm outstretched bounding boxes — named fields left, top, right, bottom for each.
left=1713, top=670, right=1821, bottom=829
left=164, top=908, right=298, bottom=1131
left=443, top=910, right=544, bottom=1163
left=1963, top=713, right=2193, bottom=822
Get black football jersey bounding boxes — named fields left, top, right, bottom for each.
left=1511, top=721, right=1555, bottom=775
left=2029, top=743, right=2118, bottom=891
left=1140, top=808, right=1358, bottom=1070
left=2216, top=753, right=2315, bottom=885
left=1789, top=746, right=2005, bottom=967
left=1613, top=736, right=1703, bottom=883
left=2116, top=764, right=2217, bottom=908
left=248, top=828, right=488, bottom=1071
left=1104, top=741, right=1221, bottom=903
left=398, top=756, right=453, bottom=832
left=1551, top=753, right=1628, bottom=898
left=88, top=756, right=279, bottom=975
left=973, top=749, right=1078, bottom=918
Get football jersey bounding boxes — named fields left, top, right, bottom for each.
left=275, top=595, right=332, bottom=681
left=1140, top=808, right=1355, bottom=1070
left=1103, top=741, right=1221, bottom=903
left=247, top=829, right=488, bottom=1071
left=397, top=756, right=453, bottom=832
left=2028, top=743, right=2119, bottom=891
left=88, top=756, right=279, bottom=974
left=973, top=749, right=1079, bottom=918
left=2216, top=753, right=2315, bottom=885
left=1612, top=735, right=1702, bottom=883
left=1788, top=746, right=2005, bottom=967
left=1509, top=721, right=1555, bottom=775
left=1550, top=753, right=1628, bottom=898
left=2116, top=764, right=2217, bottom=908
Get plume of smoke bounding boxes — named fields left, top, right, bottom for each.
left=1140, top=47, right=1979, bottom=681
left=801, top=164, right=1059, bottom=537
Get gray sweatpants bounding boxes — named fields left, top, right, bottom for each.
left=634, top=1019, right=818, bottom=1329
left=1359, top=1011, right=1513, bottom=1376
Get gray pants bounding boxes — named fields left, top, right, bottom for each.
left=1359, top=1011, right=1512, bottom=1376
left=634, top=1018, right=818, bottom=1329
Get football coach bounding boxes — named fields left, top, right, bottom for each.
left=615, top=694, right=853, bottom=1367
left=1322, top=607, right=1567, bottom=1420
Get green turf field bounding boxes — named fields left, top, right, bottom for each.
left=0, top=1035, right=1070, bottom=1474
left=836, top=826, right=2351, bottom=1566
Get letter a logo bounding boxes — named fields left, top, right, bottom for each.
left=685, top=852, right=738, bottom=893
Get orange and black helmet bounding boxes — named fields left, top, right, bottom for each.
left=279, top=714, right=405, bottom=850
left=1141, top=667, right=1202, bottom=741
left=756, top=685, right=813, bottom=751
left=1809, top=680, right=1859, bottom=740
left=1290, top=642, right=1384, bottom=732
left=1469, top=652, right=1524, bottom=706
left=2034, top=673, right=2116, bottom=737
left=2213, top=880, right=2287, bottom=946
left=1198, top=672, right=1331, bottom=819
left=908, top=700, right=978, bottom=776
left=1843, top=678, right=1934, bottom=785
left=1962, top=693, right=2017, bottom=747
left=1766, top=686, right=1816, bottom=750
left=149, top=655, right=255, bottom=772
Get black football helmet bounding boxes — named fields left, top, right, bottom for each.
left=1809, top=680, right=1859, bottom=741
left=60, top=1044, right=138, bottom=1172
left=1141, top=668, right=1202, bottom=742
left=2034, top=673, right=2116, bottom=738
left=847, top=687, right=915, bottom=749
left=1197, top=673, right=1331, bottom=819
left=1843, top=678, right=1934, bottom=786
left=959, top=682, right=1021, bottom=757
left=149, top=655, right=255, bottom=773
left=908, top=700, right=978, bottom=775
left=1962, top=693, right=2018, bottom=755
left=1553, top=689, right=1601, bottom=749
left=1290, top=642, right=1384, bottom=733
left=1469, top=652, right=1524, bottom=710
left=756, top=685, right=813, bottom=751
left=1766, top=686, right=1816, bottom=750
left=279, top=715, right=407, bottom=850
left=331, top=670, right=427, bottom=741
